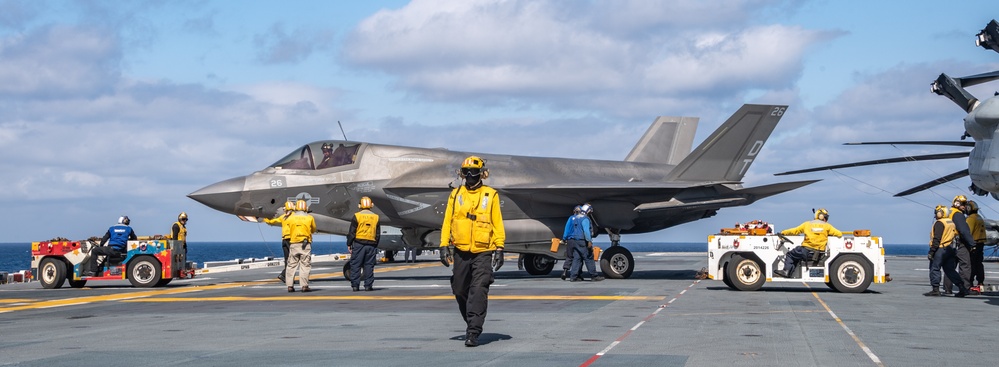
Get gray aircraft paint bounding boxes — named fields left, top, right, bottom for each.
left=190, top=104, right=815, bottom=278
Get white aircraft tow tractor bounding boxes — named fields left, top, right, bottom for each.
left=703, top=224, right=890, bottom=293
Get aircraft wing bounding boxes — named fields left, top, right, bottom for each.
left=632, top=180, right=819, bottom=212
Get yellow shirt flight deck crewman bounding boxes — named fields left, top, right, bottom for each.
left=284, top=199, right=316, bottom=293
left=263, top=201, right=295, bottom=283
left=439, top=155, right=505, bottom=347
left=774, top=208, right=842, bottom=278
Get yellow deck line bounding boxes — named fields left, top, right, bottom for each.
left=122, top=295, right=663, bottom=302
left=0, top=262, right=439, bottom=314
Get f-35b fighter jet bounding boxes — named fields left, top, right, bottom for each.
left=189, top=104, right=815, bottom=278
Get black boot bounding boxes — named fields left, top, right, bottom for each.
left=560, top=269, right=568, bottom=280
left=465, top=333, right=479, bottom=347
left=923, top=287, right=941, bottom=297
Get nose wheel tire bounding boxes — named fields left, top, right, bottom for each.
left=522, top=254, right=555, bottom=275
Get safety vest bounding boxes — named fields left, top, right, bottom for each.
left=967, top=213, right=986, bottom=243
left=567, top=214, right=588, bottom=240
left=930, top=217, right=957, bottom=248
left=173, top=221, right=187, bottom=242
left=286, top=212, right=316, bottom=244
left=108, top=225, right=133, bottom=246
left=441, top=185, right=505, bottom=253
left=353, top=210, right=379, bottom=242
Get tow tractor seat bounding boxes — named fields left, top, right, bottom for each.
left=807, top=248, right=828, bottom=267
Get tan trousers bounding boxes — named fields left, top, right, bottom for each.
left=286, top=241, right=312, bottom=288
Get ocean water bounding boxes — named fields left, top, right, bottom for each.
left=0, top=241, right=930, bottom=274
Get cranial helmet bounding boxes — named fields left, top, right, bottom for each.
left=573, top=205, right=582, bottom=214
left=580, top=203, right=593, bottom=215
left=285, top=201, right=296, bottom=212
left=935, top=205, right=948, bottom=218
left=359, top=196, right=373, bottom=210
left=953, top=195, right=968, bottom=208
left=118, top=216, right=130, bottom=225
left=967, top=200, right=979, bottom=213
left=813, top=208, right=829, bottom=221
left=459, top=155, right=489, bottom=179
left=295, top=199, right=308, bottom=212
left=178, top=212, right=188, bottom=221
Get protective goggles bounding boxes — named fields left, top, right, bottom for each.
left=461, top=168, right=482, bottom=177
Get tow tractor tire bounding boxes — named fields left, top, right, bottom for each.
left=600, top=246, right=635, bottom=279
left=127, top=256, right=162, bottom=288
left=830, top=254, right=873, bottom=293
left=721, top=263, right=737, bottom=290
left=342, top=262, right=351, bottom=280
left=39, top=258, right=67, bottom=289
left=523, top=254, right=555, bottom=275
left=68, top=278, right=88, bottom=288
left=726, top=254, right=765, bottom=291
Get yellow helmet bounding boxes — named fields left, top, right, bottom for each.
left=813, top=208, right=829, bottom=221
left=359, top=196, right=373, bottom=210
left=461, top=156, right=485, bottom=169
left=953, top=195, right=968, bottom=208
left=968, top=200, right=979, bottom=213
left=934, top=205, right=948, bottom=218
left=284, top=201, right=295, bottom=212
left=178, top=212, right=188, bottom=221
left=295, top=199, right=308, bottom=212
left=459, top=155, right=489, bottom=179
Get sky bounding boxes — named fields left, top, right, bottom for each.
left=2, top=0, right=999, bottom=245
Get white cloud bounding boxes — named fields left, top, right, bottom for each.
left=0, top=25, right=120, bottom=98
left=342, top=0, right=831, bottom=118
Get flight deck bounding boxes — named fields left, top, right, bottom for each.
left=1, top=253, right=997, bottom=366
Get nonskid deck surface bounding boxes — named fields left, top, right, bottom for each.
left=1, top=254, right=996, bottom=366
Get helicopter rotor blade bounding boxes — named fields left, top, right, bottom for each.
left=843, top=141, right=975, bottom=147
left=774, top=152, right=970, bottom=176
left=955, top=70, right=999, bottom=88
left=894, top=169, right=970, bottom=197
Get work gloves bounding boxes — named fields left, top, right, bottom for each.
left=440, top=245, right=454, bottom=267
left=928, top=249, right=937, bottom=261
left=492, top=249, right=504, bottom=271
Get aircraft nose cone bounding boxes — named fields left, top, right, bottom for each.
left=188, top=176, right=247, bottom=214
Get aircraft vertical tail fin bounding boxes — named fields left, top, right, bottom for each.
left=665, top=104, right=787, bottom=182
left=624, top=116, right=698, bottom=165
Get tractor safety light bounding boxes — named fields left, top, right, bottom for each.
left=733, top=239, right=740, bottom=249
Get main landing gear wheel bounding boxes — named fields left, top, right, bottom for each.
left=39, top=258, right=67, bottom=289
left=600, top=246, right=634, bottom=279
left=522, top=254, right=555, bottom=275
left=127, top=256, right=162, bottom=288
left=726, top=254, right=765, bottom=291
left=829, top=254, right=873, bottom=293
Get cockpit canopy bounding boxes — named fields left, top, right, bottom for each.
left=270, top=141, right=362, bottom=170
